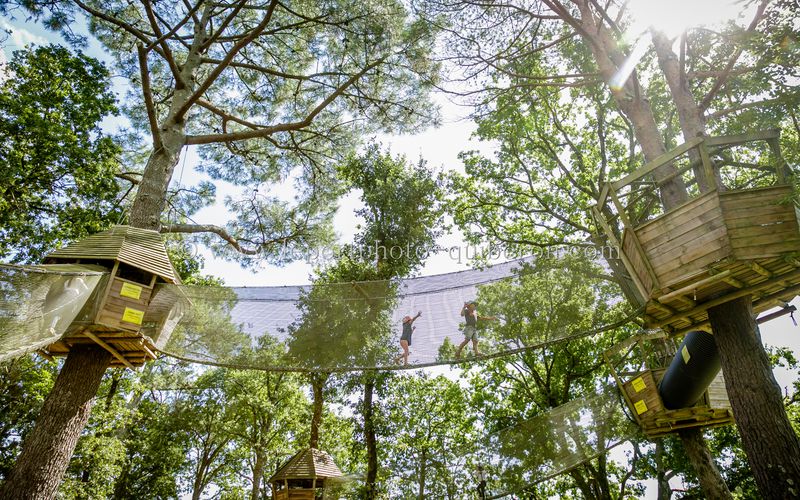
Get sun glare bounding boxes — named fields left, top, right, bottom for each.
left=610, top=0, right=750, bottom=89
left=627, top=0, right=746, bottom=38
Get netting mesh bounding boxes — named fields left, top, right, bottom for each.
left=0, top=264, right=107, bottom=361
left=488, top=385, right=638, bottom=488
left=0, top=260, right=643, bottom=487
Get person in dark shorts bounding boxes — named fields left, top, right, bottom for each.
left=395, top=311, right=422, bottom=365
left=455, top=302, right=497, bottom=359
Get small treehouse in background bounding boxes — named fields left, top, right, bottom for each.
left=269, top=448, right=344, bottom=500
left=594, top=129, right=799, bottom=435
left=41, top=225, right=185, bottom=368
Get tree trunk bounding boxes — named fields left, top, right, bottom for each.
left=708, top=296, right=800, bottom=498
left=0, top=345, right=112, bottom=500
left=678, top=428, right=732, bottom=499
left=417, top=450, right=426, bottom=500
left=252, top=450, right=266, bottom=500
left=576, top=0, right=688, bottom=211
left=654, top=440, right=672, bottom=500
left=363, top=374, right=378, bottom=499
left=128, top=129, right=186, bottom=230
left=309, top=373, right=326, bottom=449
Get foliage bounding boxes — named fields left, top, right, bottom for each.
left=383, top=373, right=481, bottom=499
left=0, top=44, right=122, bottom=263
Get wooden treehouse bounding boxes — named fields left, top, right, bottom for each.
left=269, top=448, right=344, bottom=500
left=604, top=332, right=733, bottom=438
left=593, top=129, right=800, bottom=335
left=40, top=225, right=185, bottom=368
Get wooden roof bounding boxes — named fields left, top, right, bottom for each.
left=46, top=226, right=179, bottom=284
left=268, top=448, right=343, bottom=482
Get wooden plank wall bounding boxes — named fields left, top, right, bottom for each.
left=634, top=191, right=728, bottom=289
left=706, top=371, right=731, bottom=410
left=95, top=277, right=153, bottom=332
left=721, top=185, right=800, bottom=260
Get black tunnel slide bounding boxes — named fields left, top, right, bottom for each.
left=658, top=330, right=721, bottom=410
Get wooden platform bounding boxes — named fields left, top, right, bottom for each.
left=593, top=130, right=800, bottom=334
left=44, top=326, right=158, bottom=368
left=605, top=333, right=734, bottom=438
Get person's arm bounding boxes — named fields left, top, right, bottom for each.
left=461, top=303, right=469, bottom=317
left=409, top=311, right=422, bottom=324
left=478, top=314, right=498, bottom=321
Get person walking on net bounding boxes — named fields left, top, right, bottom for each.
left=395, top=311, right=422, bottom=365
left=455, top=301, right=496, bottom=359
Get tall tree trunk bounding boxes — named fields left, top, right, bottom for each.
left=651, top=30, right=721, bottom=192
left=576, top=0, right=688, bottom=211
left=654, top=440, right=672, bottom=500
left=363, top=373, right=378, bottom=499
left=678, top=428, right=732, bottom=499
left=708, top=296, right=800, bottom=498
left=309, top=373, right=327, bottom=449
left=0, top=345, right=111, bottom=499
left=252, top=449, right=266, bottom=500
left=417, top=450, right=426, bottom=500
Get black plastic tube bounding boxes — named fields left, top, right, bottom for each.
left=658, top=330, right=721, bottom=410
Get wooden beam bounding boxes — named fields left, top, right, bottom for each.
left=748, top=262, right=772, bottom=278
left=83, top=330, right=136, bottom=370
left=610, top=190, right=661, bottom=289
left=653, top=268, right=800, bottom=329
left=704, top=129, right=779, bottom=148
left=611, top=137, right=705, bottom=191
left=37, top=349, right=55, bottom=362
left=657, top=270, right=732, bottom=303
left=591, top=207, right=651, bottom=300
left=723, top=276, right=746, bottom=288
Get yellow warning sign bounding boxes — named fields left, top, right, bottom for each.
left=631, top=377, right=646, bottom=393
left=122, top=307, right=144, bottom=325
left=120, top=282, right=143, bottom=300
left=634, top=400, right=648, bottom=415
left=682, top=345, right=691, bottom=364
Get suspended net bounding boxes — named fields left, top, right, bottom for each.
left=0, top=258, right=644, bottom=489
left=0, top=264, right=107, bottom=361
left=0, top=257, right=641, bottom=371
left=486, top=385, right=639, bottom=490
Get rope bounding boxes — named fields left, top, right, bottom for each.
left=159, top=307, right=644, bottom=373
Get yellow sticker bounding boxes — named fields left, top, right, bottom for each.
left=634, top=400, right=648, bottom=415
left=681, top=345, right=691, bottom=364
left=631, top=377, right=647, bottom=393
left=120, top=282, right=143, bottom=300
left=122, top=307, right=144, bottom=325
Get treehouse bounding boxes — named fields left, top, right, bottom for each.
left=593, top=129, right=800, bottom=335
left=604, top=331, right=733, bottom=437
left=39, top=225, right=186, bottom=368
left=269, top=448, right=344, bottom=500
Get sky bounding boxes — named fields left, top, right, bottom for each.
left=2, top=10, right=800, bottom=498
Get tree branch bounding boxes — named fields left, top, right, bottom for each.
left=174, top=0, right=280, bottom=120
left=185, top=56, right=387, bottom=145
left=137, top=44, right=162, bottom=148
left=160, top=223, right=260, bottom=255
left=699, top=0, right=769, bottom=109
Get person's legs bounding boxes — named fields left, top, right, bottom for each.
left=400, top=339, right=410, bottom=365
left=455, top=338, right=470, bottom=358
left=472, top=338, right=480, bottom=356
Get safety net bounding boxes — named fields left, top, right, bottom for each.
left=0, top=264, right=107, bottom=361
left=0, top=257, right=641, bottom=371
left=0, top=258, right=645, bottom=488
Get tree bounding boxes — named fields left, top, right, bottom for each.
left=383, top=374, right=480, bottom=499
left=466, top=255, right=640, bottom=498
left=0, top=0, right=442, bottom=495
left=437, top=0, right=800, bottom=495
left=0, top=44, right=122, bottom=263
left=287, top=145, right=446, bottom=497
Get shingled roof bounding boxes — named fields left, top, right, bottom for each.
left=46, top=225, right=179, bottom=284
left=268, top=448, right=343, bottom=482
